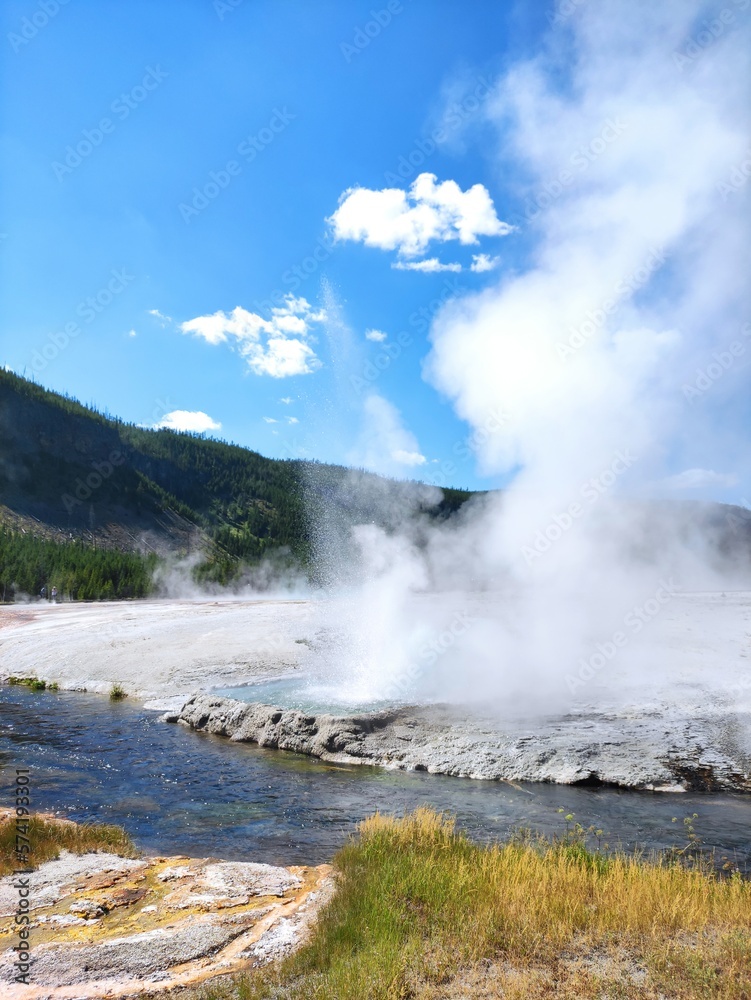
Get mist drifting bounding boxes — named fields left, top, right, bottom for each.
left=307, top=0, right=751, bottom=717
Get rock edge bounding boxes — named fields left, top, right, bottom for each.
left=167, top=694, right=751, bottom=793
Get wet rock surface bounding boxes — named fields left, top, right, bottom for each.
left=170, top=694, right=751, bottom=793
left=0, top=849, right=333, bottom=998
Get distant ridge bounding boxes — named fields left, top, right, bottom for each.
left=0, top=370, right=473, bottom=588
left=1, top=370, right=749, bottom=599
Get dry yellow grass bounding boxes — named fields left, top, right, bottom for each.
left=0, top=813, right=137, bottom=876
left=196, top=806, right=751, bottom=1000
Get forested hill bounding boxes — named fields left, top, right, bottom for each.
left=0, top=370, right=473, bottom=595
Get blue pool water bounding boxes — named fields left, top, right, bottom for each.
left=213, top=676, right=398, bottom=714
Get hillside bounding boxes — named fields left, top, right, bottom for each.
left=2, top=370, right=750, bottom=602
left=0, top=370, right=473, bottom=595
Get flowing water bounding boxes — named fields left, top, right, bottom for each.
left=1, top=686, right=749, bottom=868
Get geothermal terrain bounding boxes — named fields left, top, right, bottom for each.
left=1, top=592, right=749, bottom=794
left=3, top=369, right=751, bottom=795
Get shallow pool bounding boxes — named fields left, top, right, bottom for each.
left=213, top=675, right=400, bottom=714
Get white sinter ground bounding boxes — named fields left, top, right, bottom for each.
left=0, top=591, right=749, bottom=715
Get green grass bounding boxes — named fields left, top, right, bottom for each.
left=8, top=676, right=48, bottom=691
left=0, top=814, right=137, bottom=877
left=109, top=683, right=127, bottom=701
left=193, top=807, right=751, bottom=1000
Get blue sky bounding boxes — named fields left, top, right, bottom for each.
left=1, top=0, right=749, bottom=501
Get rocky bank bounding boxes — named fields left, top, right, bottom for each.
left=168, top=694, right=751, bottom=793
left=0, top=844, right=332, bottom=999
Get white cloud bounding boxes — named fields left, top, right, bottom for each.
left=348, top=393, right=427, bottom=476
left=127, top=329, right=137, bottom=338
left=154, top=410, right=221, bottom=434
left=328, top=172, right=513, bottom=258
left=148, top=308, right=172, bottom=326
left=470, top=253, right=500, bottom=273
left=267, top=414, right=299, bottom=427
left=390, top=254, right=499, bottom=273
left=180, top=295, right=325, bottom=378
left=393, top=449, right=428, bottom=467
left=392, top=257, right=463, bottom=273
left=660, top=469, right=739, bottom=491
left=365, top=329, right=388, bottom=342
left=245, top=337, right=320, bottom=378
left=279, top=396, right=294, bottom=404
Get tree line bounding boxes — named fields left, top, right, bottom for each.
left=0, top=529, right=156, bottom=602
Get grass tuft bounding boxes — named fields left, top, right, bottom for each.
left=109, top=683, right=127, bottom=701
left=7, top=676, right=47, bottom=691
left=0, top=814, right=137, bottom=877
